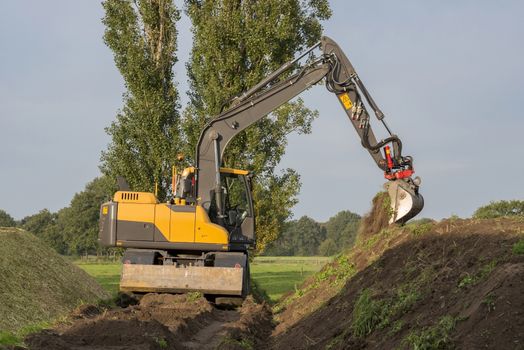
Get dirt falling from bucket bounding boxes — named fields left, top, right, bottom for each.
left=356, top=191, right=392, bottom=242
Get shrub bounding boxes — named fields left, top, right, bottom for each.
left=319, top=238, right=338, bottom=256
left=473, top=200, right=524, bottom=219
left=0, top=209, right=17, bottom=227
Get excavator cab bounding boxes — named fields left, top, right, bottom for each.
left=176, top=167, right=256, bottom=249
left=218, top=172, right=251, bottom=227
left=208, top=168, right=256, bottom=248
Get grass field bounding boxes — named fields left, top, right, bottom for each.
left=250, top=256, right=330, bottom=301
left=75, top=263, right=122, bottom=296
left=76, top=256, right=331, bottom=302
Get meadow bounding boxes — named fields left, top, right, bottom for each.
left=76, top=256, right=331, bottom=302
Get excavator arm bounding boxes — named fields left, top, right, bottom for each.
left=195, top=36, right=423, bottom=224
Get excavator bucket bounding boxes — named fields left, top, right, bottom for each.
left=385, top=179, right=424, bottom=224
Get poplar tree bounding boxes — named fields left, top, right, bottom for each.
left=101, top=0, right=181, bottom=200
left=183, top=0, right=331, bottom=251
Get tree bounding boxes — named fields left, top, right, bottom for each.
left=264, top=215, right=326, bottom=256
left=325, top=210, right=361, bottom=249
left=18, top=177, right=115, bottom=255
left=263, top=221, right=295, bottom=256
left=291, top=216, right=326, bottom=256
left=20, top=209, right=56, bottom=235
left=318, top=238, right=337, bottom=256
left=0, top=209, right=16, bottom=227
left=101, top=0, right=182, bottom=201
left=183, top=0, right=331, bottom=252
left=20, top=209, right=66, bottom=254
left=473, top=200, right=524, bottom=219
left=59, top=176, right=116, bottom=255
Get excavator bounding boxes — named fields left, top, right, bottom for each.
left=98, top=36, right=424, bottom=301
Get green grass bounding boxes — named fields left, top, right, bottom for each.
left=0, top=321, right=52, bottom=347
left=351, top=288, right=389, bottom=338
left=154, top=337, right=168, bottom=349
left=403, top=315, right=457, bottom=349
left=406, top=222, right=434, bottom=237
left=251, top=257, right=330, bottom=301
left=513, top=238, right=524, bottom=255
left=251, top=256, right=331, bottom=302
left=0, top=331, right=21, bottom=346
left=482, top=293, right=496, bottom=312
left=76, top=256, right=330, bottom=302
left=76, top=263, right=122, bottom=296
left=272, top=254, right=356, bottom=314
left=348, top=268, right=428, bottom=340
left=457, top=259, right=497, bottom=289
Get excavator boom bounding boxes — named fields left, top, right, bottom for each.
left=196, top=36, right=423, bottom=224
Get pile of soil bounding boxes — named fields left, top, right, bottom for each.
left=217, top=297, right=273, bottom=350
left=23, top=294, right=273, bottom=350
left=273, top=192, right=394, bottom=332
left=272, top=216, right=524, bottom=349
left=0, top=228, right=109, bottom=332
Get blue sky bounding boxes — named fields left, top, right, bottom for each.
left=1, top=1, right=523, bottom=221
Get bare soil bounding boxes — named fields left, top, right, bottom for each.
left=271, top=216, right=524, bottom=349
left=20, top=294, right=272, bottom=350
left=272, top=192, right=393, bottom=334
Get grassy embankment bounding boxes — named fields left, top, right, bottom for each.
left=76, top=256, right=331, bottom=302
left=0, top=228, right=109, bottom=347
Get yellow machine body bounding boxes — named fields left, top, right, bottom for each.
left=98, top=167, right=254, bottom=298
left=112, top=194, right=229, bottom=247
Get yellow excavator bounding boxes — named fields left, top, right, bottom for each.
left=99, top=36, right=424, bottom=301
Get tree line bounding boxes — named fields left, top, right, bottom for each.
left=1, top=199, right=523, bottom=256
left=263, top=210, right=361, bottom=256
left=0, top=177, right=113, bottom=255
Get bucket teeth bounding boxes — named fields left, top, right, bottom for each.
left=385, top=179, right=424, bottom=224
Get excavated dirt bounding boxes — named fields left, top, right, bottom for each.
left=20, top=294, right=272, bottom=350
left=271, top=216, right=524, bottom=349
left=356, top=192, right=391, bottom=242
left=272, top=192, right=394, bottom=334
left=216, top=298, right=273, bottom=350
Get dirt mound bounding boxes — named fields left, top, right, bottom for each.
left=24, top=293, right=211, bottom=349
left=23, top=293, right=274, bottom=350
left=216, top=297, right=273, bottom=350
left=272, top=218, right=524, bottom=349
left=25, top=319, right=178, bottom=350
left=0, top=228, right=109, bottom=332
left=273, top=192, right=398, bottom=333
